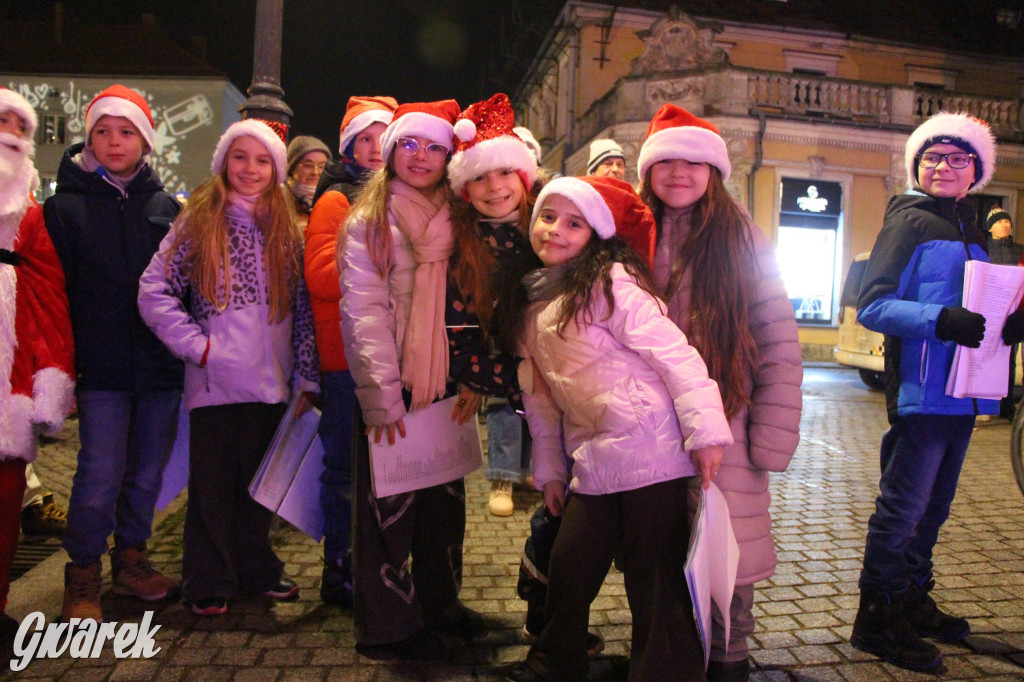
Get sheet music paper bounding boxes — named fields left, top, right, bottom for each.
left=946, top=261, right=1024, bottom=399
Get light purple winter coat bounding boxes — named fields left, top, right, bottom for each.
left=655, top=208, right=802, bottom=585
left=337, top=209, right=417, bottom=427
left=138, top=202, right=320, bottom=412
left=518, top=263, right=733, bottom=496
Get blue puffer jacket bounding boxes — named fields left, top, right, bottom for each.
left=43, top=143, right=184, bottom=392
left=858, top=190, right=997, bottom=421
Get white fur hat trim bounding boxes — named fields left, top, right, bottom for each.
left=210, top=119, right=287, bottom=183
left=903, top=111, right=996, bottom=192
left=448, top=135, right=538, bottom=195
left=532, top=176, right=615, bottom=239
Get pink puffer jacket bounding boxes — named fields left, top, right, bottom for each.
left=519, top=264, right=733, bottom=496
left=656, top=210, right=803, bottom=584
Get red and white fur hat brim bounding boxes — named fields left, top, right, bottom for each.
left=211, top=119, right=288, bottom=184
left=532, top=176, right=616, bottom=240
left=0, top=88, right=38, bottom=138
left=638, top=126, right=731, bottom=182
left=448, top=135, right=538, bottom=195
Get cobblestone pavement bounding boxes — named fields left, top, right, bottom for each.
left=7, top=365, right=1024, bottom=680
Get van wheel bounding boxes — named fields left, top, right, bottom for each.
left=858, top=369, right=885, bottom=390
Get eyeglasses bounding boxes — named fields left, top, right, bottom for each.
left=297, top=160, right=326, bottom=172
left=395, top=137, right=450, bottom=161
left=918, top=152, right=976, bottom=170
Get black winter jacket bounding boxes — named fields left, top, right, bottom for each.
left=43, top=143, right=184, bottom=392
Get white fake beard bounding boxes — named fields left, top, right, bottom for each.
left=0, top=133, right=37, bottom=218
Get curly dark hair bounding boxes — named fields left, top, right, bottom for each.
left=500, top=231, right=661, bottom=354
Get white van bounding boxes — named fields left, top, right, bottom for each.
left=833, top=253, right=886, bottom=389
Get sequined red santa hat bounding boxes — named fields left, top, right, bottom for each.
left=210, top=119, right=288, bottom=182
left=378, top=99, right=460, bottom=163
left=0, top=87, right=38, bottom=138
left=338, top=95, right=398, bottom=156
left=638, top=104, right=731, bottom=181
left=84, top=84, right=155, bottom=153
left=904, top=112, right=996, bottom=192
left=532, top=175, right=656, bottom=267
left=448, top=93, right=538, bottom=196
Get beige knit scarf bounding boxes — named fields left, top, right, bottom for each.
left=389, top=178, right=454, bottom=410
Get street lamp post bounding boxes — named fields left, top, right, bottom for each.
left=239, top=0, right=293, bottom=139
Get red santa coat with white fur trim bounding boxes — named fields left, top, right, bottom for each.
left=0, top=198, right=75, bottom=463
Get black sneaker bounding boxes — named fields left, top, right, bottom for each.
left=707, top=657, right=750, bottom=682
left=262, top=576, right=300, bottom=600
left=320, top=557, right=353, bottom=606
left=432, top=601, right=486, bottom=640
left=189, top=597, right=228, bottom=616
left=21, top=493, right=67, bottom=541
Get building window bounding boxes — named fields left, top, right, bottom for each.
left=37, top=115, right=67, bottom=146
left=776, top=178, right=843, bottom=324
left=996, top=8, right=1021, bottom=29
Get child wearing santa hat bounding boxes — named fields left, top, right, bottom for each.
left=852, top=112, right=1024, bottom=671
left=44, top=84, right=184, bottom=623
left=138, top=119, right=319, bottom=616
left=0, top=86, right=74, bottom=645
left=338, top=99, right=488, bottom=660
left=447, top=93, right=539, bottom=518
left=304, top=95, right=397, bottom=606
left=505, top=175, right=731, bottom=682
left=635, top=103, right=803, bottom=681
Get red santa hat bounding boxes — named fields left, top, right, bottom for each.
left=449, top=93, right=538, bottom=196
left=210, top=119, right=288, bottom=183
left=532, top=175, right=656, bottom=266
left=638, top=104, right=731, bottom=182
left=85, top=84, right=155, bottom=153
left=904, top=111, right=996, bottom=192
left=338, top=95, right=398, bottom=156
left=0, top=87, right=38, bottom=138
left=379, top=99, right=460, bottom=164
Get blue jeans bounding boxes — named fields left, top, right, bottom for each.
left=486, top=403, right=531, bottom=483
left=318, top=370, right=357, bottom=563
left=64, top=389, right=180, bottom=565
left=859, top=414, right=974, bottom=594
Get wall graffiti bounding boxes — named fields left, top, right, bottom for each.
left=6, top=80, right=215, bottom=194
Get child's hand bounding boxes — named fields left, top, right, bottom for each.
left=691, top=445, right=724, bottom=490
left=366, top=418, right=407, bottom=445
left=450, top=387, right=482, bottom=425
left=543, top=481, right=566, bottom=517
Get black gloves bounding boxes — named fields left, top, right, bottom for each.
left=1002, top=309, right=1024, bottom=346
left=935, top=306, right=986, bottom=348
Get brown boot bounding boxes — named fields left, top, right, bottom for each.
left=62, top=562, right=102, bottom=622
left=110, top=546, right=178, bottom=601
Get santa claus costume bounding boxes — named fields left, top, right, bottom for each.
left=0, top=87, right=75, bottom=624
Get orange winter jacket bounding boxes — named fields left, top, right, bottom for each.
left=304, top=191, right=350, bottom=372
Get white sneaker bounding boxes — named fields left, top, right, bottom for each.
left=488, top=479, right=514, bottom=516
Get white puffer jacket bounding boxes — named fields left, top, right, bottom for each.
left=519, top=264, right=733, bottom=496
left=338, top=209, right=417, bottom=426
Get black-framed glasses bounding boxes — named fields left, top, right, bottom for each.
left=395, top=137, right=450, bottom=161
left=918, top=152, right=976, bottom=169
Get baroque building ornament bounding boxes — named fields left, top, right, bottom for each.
left=632, top=7, right=727, bottom=75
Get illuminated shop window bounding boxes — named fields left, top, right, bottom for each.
left=776, top=178, right=843, bottom=324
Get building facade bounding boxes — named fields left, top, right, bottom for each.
left=512, top=1, right=1024, bottom=357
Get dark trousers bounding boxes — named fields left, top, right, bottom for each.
left=183, top=402, right=287, bottom=602
left=859, top=414, right=974, bottom=593
left=351, top=406, right=467, bottom=645
left=0, top=459, right=27, bottom=611
left=318, top=370, right=357, bottom=563
left=527, top=478, right=705, bottom=682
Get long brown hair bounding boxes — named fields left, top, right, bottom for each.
left=449, top=175, right=536, bottom=336
left=639, top=166, right=759, bottom=418
left=502, top=230, right=660, bottom=353
left=164, top=170, right=302, bottom=323
left=342, top=163, right=395, bottom=278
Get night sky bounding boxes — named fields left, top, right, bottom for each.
left=5, top=0, right=565, bottom=147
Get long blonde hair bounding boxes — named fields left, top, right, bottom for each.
left=165, top=171, right=302, bottom=323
